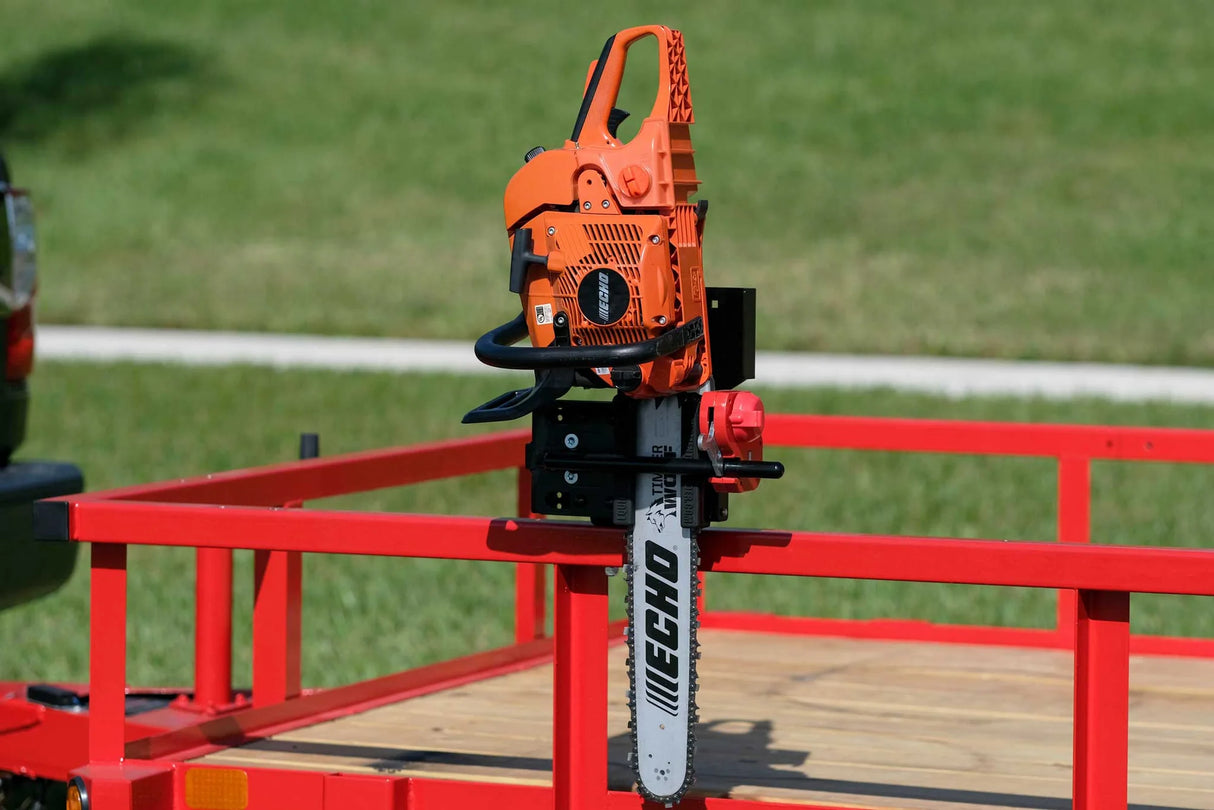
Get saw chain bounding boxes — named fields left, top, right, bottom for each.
left=463, top=25, right=782, bottom=805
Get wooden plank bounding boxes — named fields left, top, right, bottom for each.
left=194, top=630, right=1214, bottom=809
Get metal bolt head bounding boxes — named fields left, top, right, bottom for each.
left=601, top=200, right=610, bottom=209
left=564, top=433, right=579, bottom=449
left=649, top=235, right=661, bottom=244
left=563, top=470, right=579, bottom=485
left=583, top=201, right=592, bottom=210
left=547, top=226, right=556, bottom=236
left=656, top=315, right=667, bottom=325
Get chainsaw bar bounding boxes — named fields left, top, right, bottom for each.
left=626, top=395, right=699, bottom=804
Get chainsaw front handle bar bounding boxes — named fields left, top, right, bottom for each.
left=473, top=312, right=705, bottom=371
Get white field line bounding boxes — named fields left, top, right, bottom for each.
left=36, top=325, right=1214, bottom=405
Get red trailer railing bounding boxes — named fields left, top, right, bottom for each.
left=22, top=414, right=1214, bottom=810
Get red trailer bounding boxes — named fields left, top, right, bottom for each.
left=3, top=413, right=1214, bottom=810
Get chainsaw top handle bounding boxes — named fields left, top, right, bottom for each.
left=570, top=25, right=686, bottom=148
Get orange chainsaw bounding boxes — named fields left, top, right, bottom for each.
left=464, top=26, right=782, bottom=805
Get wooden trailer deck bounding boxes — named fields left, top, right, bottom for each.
left=195, top=629, right=1214, bottom=810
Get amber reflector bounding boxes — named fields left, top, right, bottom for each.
left=65, top=782, right=83, bottom=810
left=185, top=768, right=248, bottom=810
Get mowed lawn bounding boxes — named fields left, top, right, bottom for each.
left=3, top=362, right=1214, bottom=688
left=1, top=1, right=1211, bottom=363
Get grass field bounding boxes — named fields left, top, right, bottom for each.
left=3, top=361, right=1213, bottom=688
left=1, top=0, right=1212, bottom=726
left=1, top=1, right=1211, bottom=363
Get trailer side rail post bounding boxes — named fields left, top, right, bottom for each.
left=514, top=562, right=548, bottom=643
left=1056, top=456, right=1091, bottom=646
left=553, top=563, right=608, bottom=810
left=89, top=542, right=128, bottom=765
left=252, top=547, right=302, bottom=706
left=1072, top=589, right=1130, bottom=810
left=515, top=465, right=548, bottom=643
left=250, top=435, right=315, bottom=707
left=193, top=547, right=233, bottom=709
left=82, top=537, right=175, bottom=810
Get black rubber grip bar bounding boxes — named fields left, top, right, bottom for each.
left=570, top=35, right=616, bottom=142
left=473, top=314, right=705, bottom=371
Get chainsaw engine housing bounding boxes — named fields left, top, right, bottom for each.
left=505, top=26, right=712, bottom=400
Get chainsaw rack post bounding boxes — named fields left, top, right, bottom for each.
left=11, top=414, right=1214, bottom=810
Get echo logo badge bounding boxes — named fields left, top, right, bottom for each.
left=577, top=268, right=629, bottom=326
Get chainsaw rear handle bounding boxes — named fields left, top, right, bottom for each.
left=474, top=312, right=704, bottom=371
left=570, top=24, right=681, bottom=147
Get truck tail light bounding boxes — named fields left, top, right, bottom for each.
left=3, top=182, right=36, bottom=382
left=6, top=303, right=33, bottom=381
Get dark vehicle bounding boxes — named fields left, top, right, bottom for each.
left=0, top=153, right=34, bottom=464
left=0, top=153, right=82, bottom=611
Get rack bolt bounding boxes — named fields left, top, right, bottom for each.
left=564, top=433, right=579, bottom=449
left=564, top=470, right=579, bottom=485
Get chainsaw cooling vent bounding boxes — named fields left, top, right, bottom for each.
left=582, top=222, right=643, bottom=265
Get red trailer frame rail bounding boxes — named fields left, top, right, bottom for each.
left=8, top=414, right=1214, bottom=810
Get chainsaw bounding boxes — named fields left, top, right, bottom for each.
left=463, top=25, right=782, bottom=805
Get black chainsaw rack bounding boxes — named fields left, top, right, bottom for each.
left=522, top=395, right=785, bottom=529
